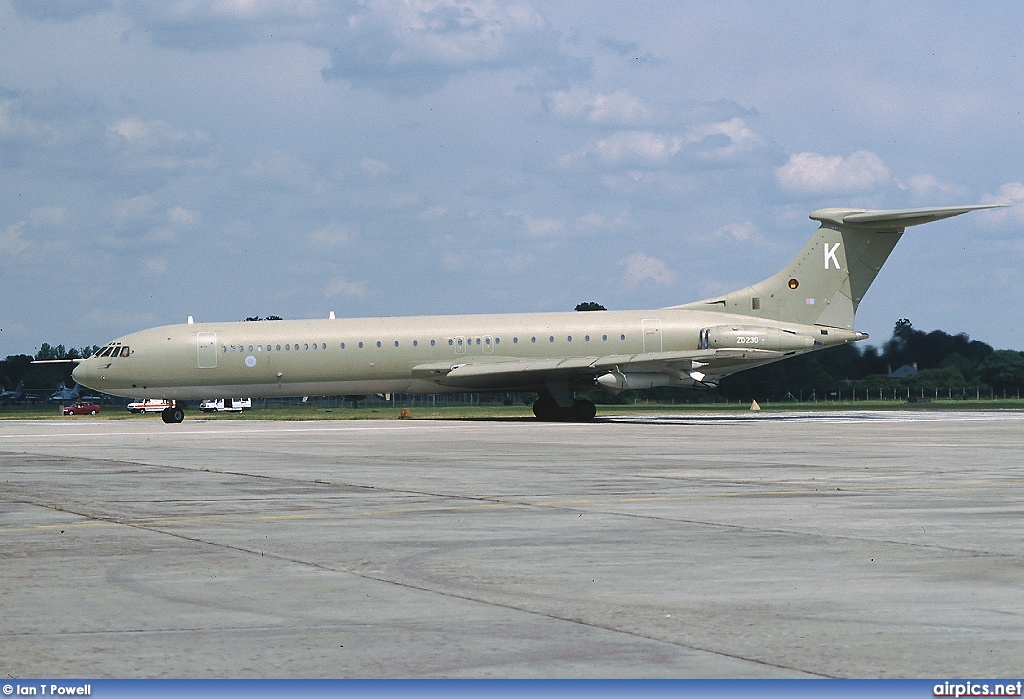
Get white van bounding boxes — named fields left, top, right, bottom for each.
left=200, top=398, right=252, bottom=413
left=128, top=399, right=176, bottom=414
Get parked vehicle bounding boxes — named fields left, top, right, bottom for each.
left=64, top=402, right=101, bottom=416
left=200, top=398, right=252, bottom=413
left=127, top=399, right=176, bottom=414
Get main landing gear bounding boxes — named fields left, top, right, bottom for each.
left=532, top=395, right=597, bottom=422
left=161, top=405, right=185, bottom=424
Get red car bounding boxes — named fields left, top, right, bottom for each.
left=64, top=402, right=101, bottom=416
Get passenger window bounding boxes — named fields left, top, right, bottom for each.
left=276, top=345, right=281, bottom=351
left=340, top=342, right=346, bottom=349
left=285, top=344, right=290, bottom=350
left=602, top=335, right=608, bottom=341
left=549, top=336, right=554, bottom=343
left=304, top=344, right=309, bottom=350
left=430, top=339, right=435, bottom=346
left=376, top=341, right=382, bottom=348
left=567, top=336, right=572, bottom=342
left=395, top=341, right=399, bottom=347
left=531, top=337, right=536, bottom=343
left=321, top=343, right=326, bottom=349
left=359, top=342, right=364, bottom=348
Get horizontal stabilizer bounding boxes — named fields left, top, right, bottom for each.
left=810, top=204, right=1004, bottom=231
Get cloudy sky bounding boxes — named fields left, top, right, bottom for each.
left=2, top=0, right=1023, bottom=358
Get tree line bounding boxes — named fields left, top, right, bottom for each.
left=716, top=319, right=1024, bottom=402
left=590, top=319, right=1024, bottom=404
left=0, top=344, right=99, bottom=392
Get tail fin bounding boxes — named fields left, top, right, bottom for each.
left=668, top=205, right=1000, bottom=329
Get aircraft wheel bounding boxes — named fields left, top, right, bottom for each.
left=532, top=396, right=559, bottom=421
left=572, top=399, right=597, bottom=421
left=161, top=407, right=185, bottom=424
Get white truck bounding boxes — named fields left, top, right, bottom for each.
left=127, top=399, right=176, bottom=414
left=200, top=398, right=252, bottom=413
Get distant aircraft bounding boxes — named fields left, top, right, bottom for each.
left=49, top=382, right=83, bottom=403
left=69, top=205, right=999, bottom=423
left=0, top=381, right=26, bottom=404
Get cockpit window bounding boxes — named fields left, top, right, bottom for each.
left=120, top=346, right=130, bottom=357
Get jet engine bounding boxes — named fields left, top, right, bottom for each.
left=699, top=325, right=815, bottom=352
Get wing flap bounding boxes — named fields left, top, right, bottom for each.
left=411, top=347, right=789, bottom=390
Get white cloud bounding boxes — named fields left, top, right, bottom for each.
left=0, top=221, right=30, bottom=257
left=28, top=206, right=68, bottom=229
left=359, top=157, right=392, bottom=178
left=113, top=195, right=160, bottom=228
left=562, top=118, right=763, bottom=169
left=620, top=252, right=675, bottom=288
left=323, top=0, right=579, bottom=95
left=107, top=117, right=210, bottom=149
left=241, top=149, right=316, bottom=190
left=685, top=117, right=763, bottom=159
left=981, top=182, right=1024, bottom=225
left=167, top=206, right=201, bottom=226
left=900, top=173, right=958, bottom=197
left=561, top=130, right=682, bottom=168
left=712, top=221, right=757, bottom=241
left=309, top=223, right=354, bottom=247
left=143, top=256, right=168, bottom=275
left=521, top=215, right=565, bottom=237
left=576, top=211, right=629, bottom=233
left=418, top=205, right=448, bottom=220
left=107, top=117, right=215, bottom=172
left=984, top=181, right=1024, bottom=206
left=546, top=88, right=653, bottom=125
left=324, top=276, right=367, bottom=299
left=775, top=150, right=891, bottom=194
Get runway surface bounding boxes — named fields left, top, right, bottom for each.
left=2, top=410, right=1023, bottom=678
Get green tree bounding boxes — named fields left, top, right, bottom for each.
left=976, top=350, right=1024, bottom=393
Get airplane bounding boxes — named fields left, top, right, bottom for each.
left=49, top=382, right=83, bottom=403
left=0, top=381, right=26, bottom=404
left=69, top=204, right=999, bottom=424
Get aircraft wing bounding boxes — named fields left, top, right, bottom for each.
left=411, top=347, right=790, bottom=390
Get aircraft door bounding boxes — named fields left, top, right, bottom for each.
left=483, top=335, right=494, bottom=354
left=453, top=336, right=466, bottom=355
left=642, top=319, right=663, bottom=353
left=197, top=332, right=218, bottom=369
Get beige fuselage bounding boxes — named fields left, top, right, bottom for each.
left=72, top=309, right=849, bottom=401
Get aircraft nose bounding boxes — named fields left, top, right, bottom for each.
left=72, top=360, right=93, bottom=388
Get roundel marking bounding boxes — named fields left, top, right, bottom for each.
left=245, top=355, right=257, bottom=368
left=788, top=278, right=799, bottom=289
